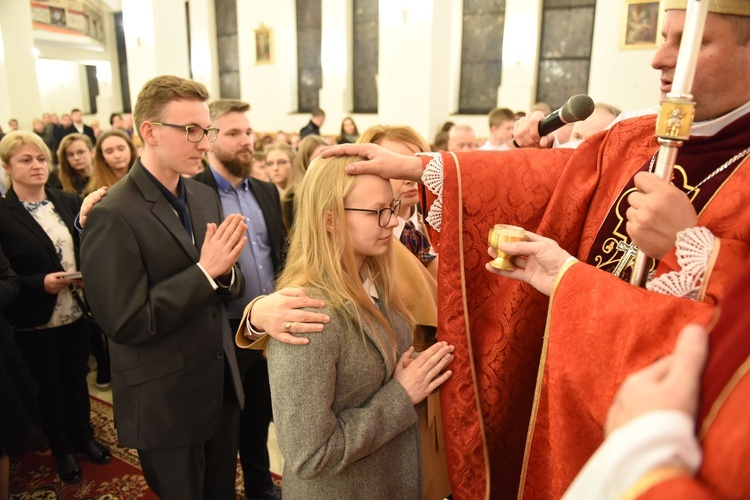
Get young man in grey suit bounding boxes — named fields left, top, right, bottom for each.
left=192, top=99, right=286, bottom=500
left=80, top=75, right=247, bottom=499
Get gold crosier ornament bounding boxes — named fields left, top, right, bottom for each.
left=627, top=0, right=710, bottom=286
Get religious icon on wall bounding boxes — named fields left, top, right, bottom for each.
left=621, top=0, right=661, bottom=49
left=50, top=7, right=67, bottom=26
left=255, top=24, right=274, bottom=65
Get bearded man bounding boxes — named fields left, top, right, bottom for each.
left=192, top=99, right=286, bottom=500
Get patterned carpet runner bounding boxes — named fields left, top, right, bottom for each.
left=9, top=395, right=280, bottom=499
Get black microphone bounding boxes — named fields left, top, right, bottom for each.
left=537, top=94, right=595, bottom=137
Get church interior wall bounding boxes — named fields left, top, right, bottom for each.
left=1, top=0, right=664, bottom=142
left=587, top=0, right=661, bottom=113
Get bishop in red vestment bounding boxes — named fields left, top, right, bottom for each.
left=318, top=4, right=750, bottom=498
left=425, top=3, right=750, bottom=495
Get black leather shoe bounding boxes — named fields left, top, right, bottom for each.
left=56, top=454, right=83, bottom=484
left=76, top=439, right=111, bottom=464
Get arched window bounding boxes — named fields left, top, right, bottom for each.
left=296, top=0, right=323, bottom=113
left=215, top=0, right=240, bottom=98
left=536, top=0, right=596, bottom=108
left=458, top=0, right=506, bottom=114
left=353, top=0, right=378, bottom=113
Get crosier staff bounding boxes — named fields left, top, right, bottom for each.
left=630, top=0, right=710, bottom=286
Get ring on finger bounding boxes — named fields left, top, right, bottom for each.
left=284, top=321, right=294, bottom=333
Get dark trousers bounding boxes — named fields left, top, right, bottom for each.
left=14, top=319, right=93, bottom=457
left=230, top=318, right=274, bottom=496
left=138, top=362, right=241, bottom=500
left=89, top=332, right=110, bottom=379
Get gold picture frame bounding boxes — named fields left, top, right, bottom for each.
left=255, top=24, right=273, bottom=65
left=621, top=0, right=662, bottom=49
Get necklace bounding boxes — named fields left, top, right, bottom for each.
left=610, top=146, right=750, bottom=279
left=648, top=146, right=750, bottom=195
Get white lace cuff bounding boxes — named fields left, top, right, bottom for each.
left=646, top=227, right=716, bottom=300
left=418, top=152, right=444, bottom=232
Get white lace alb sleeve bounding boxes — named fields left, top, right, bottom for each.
left=418, top=152, right=444, bottom=232
left=647, top=227, right=716, bottom=300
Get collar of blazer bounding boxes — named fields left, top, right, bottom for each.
left=129, top=159, right=208, bottom=261
left=328, top=281, right=401, bottom=383
left=4, top=186, right=78, bottom=265
left=345, top=297, right=401, bottom=383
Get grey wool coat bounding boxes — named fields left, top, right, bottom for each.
left=268, top=287, right=422, bottom=499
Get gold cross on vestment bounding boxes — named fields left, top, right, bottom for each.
left=613, top=240, right=638, bottom=278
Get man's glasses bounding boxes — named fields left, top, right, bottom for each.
left=151, top=122, right=219, bottom=143
left=344, top=200, right=402, bottom=228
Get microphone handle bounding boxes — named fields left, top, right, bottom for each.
left=537, top=108, right=568, bottom=137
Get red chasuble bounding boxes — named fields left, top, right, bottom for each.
left=429, top=114, right=750, bottom=499
left=636, top=257, right=750, bottom=499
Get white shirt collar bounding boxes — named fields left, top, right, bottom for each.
left=691, top=100, right=750, bottom=136
left=393, top=216, right=406, bottom=239
left=609, top=101, right=750, bottom=138
left=360, top=269, right=379, bottom=301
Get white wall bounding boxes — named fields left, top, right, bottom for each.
left=587, top=1, right=660, bottom=113
left=498, top=0, right=543, bottom=113
left=0, top=0, right=42, bottom=130
left=189, top=0, right=220, bottom=98
left=0, top=1, right=123, bottom=133
left=239, top=0, right=302, bottom=134
left=122, top=0, right=191, bottom=108
left=36, top=59, right=88, bottom=116
left=378, top=0, right=446, bottom=138
left=34, top=21, right=123, bottom=126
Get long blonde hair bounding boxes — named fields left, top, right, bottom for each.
left=276, top=155, right=412, bottom=363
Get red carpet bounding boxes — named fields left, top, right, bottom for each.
left=10, top=396, right=281, bottom=499
left=9, top=396, right=156, bottom=499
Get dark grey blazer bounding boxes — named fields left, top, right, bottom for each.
left=268, top=287, right=422, bottom=499
left=80, top=159, right=244, bottom=450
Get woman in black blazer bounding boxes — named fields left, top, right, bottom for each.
left=0, top=132, right=110, bottom=484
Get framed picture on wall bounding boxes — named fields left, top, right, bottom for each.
left=255, top=24, right=274, bottom=65
left=621, top=0, right=661, bottom=49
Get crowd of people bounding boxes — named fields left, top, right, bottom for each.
left=2, top=1, right=750, bottom=499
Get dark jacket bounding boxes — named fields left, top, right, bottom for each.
left=0, top=187, right=81, bottom=328
left=81, top=160, right=245, bottom=449
left=62, top=124, right=97, bottom=146
left=0, top=244, right=19, bottom=344
left=299, top=120, right=321, bottom=140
